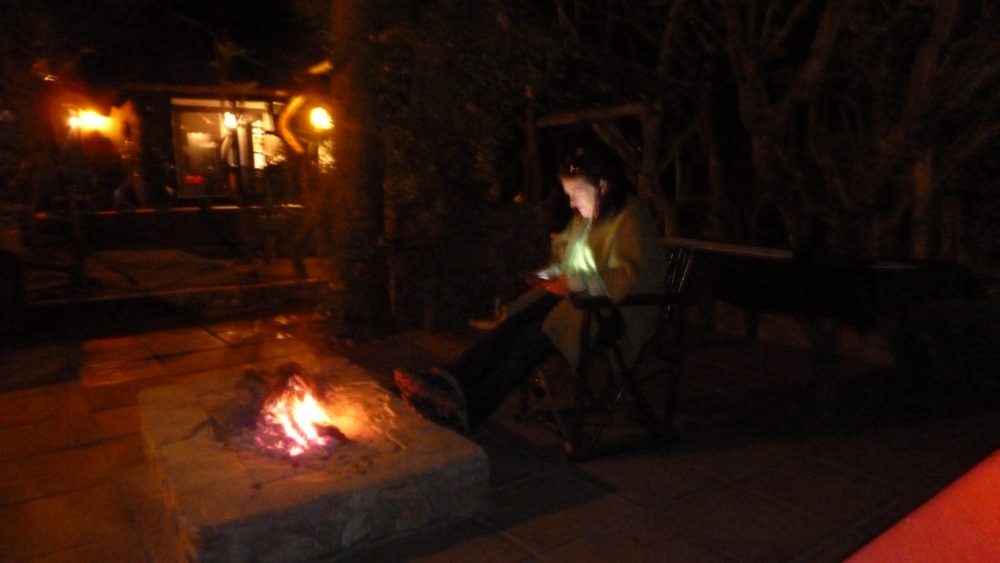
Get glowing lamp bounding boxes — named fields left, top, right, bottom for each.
left=309, top=107, right=334, bottom=131
left=277, top=94, right=336, bottom=154
left=223, top=112, right=238, bottom=130
left=68, top=110, right=111, bottom=132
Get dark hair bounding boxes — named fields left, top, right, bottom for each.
left=558, top=146, right=626, bottom=221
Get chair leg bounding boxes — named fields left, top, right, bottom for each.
left=663, top=361, right=681, bottom=435
left=623, top=369, right=669, bottom=436
left=534, top=368, right=577, bottom=457
left=581, top=383, right=627, bottom=452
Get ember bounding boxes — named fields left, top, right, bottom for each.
left=255, top=374, right=347, bottom=457
left=211, top=362, right=348, bottom=461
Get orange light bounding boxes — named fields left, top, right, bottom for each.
left=223, top=112, right=238, bottom=130
left=68, top=110, right=111, bottom=132
left=309, top=107, right=333, bottom=131
left=260, top=375, right=336, bottom=456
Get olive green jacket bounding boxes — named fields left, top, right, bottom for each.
left=512, top=194, right=668, bottom=370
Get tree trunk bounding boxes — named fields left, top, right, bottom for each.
left=941, top=196, right=962, bottom=262
left=329, top=0, right=392, bottom=339
left=704, top=140, right=726, bottom=241
left=637, top=106, right=673, bottom=231
left=522, top=95, right=543, bottom=201
left=910, top=151, right=933, bottom=260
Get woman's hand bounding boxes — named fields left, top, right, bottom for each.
left=539, top=276, right=570, bottom=297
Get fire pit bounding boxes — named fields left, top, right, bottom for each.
left=211, top=362, right=351, bottom=461
left=139, top=355, right=488, bottom=563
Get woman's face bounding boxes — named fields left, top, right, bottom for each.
left=561, top=177, right=599, bottom=219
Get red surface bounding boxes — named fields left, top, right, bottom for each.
left=847, top=449, right=1000, bottom=563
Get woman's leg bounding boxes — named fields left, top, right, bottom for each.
left=463, top=324, right=556, bottom=427
left=448, top=292, right=561, bottom=397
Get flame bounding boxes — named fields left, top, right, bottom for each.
left=260, top=375, right=334, bottom=456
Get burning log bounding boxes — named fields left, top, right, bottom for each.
left=210, top=362, right=347, bottom=461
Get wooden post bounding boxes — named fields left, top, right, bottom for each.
left=329, top=0, right=392, bottom=338
left=522, top=88, right=543, bottom=201
left=911, top=151, right=933, bottom=260
left=941, top=196, right=962, bottom=262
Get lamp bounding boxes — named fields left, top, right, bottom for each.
left=68, top=109, right=111, bottom=132
left=309, top=107, right=333, bottom=132
left=277, top=95, right=335, bottom=154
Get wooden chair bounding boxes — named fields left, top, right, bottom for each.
left=519, top=244, right=696, bottom=461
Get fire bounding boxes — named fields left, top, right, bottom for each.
left=258, top=375, right=337, bottom=457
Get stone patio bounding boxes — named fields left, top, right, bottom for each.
left=2, top=314, right=1000, bottom=562
left=140, top=362, right=487, bottom=562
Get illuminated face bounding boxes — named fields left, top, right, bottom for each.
left=561, top=177, right=599, bottom=219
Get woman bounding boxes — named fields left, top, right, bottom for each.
left=394, top=147, right=668, bottom=432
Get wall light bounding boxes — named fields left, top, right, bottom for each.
left=309, top=107, right=334, bottom=132
left=68, top=110, right=111, bottom=132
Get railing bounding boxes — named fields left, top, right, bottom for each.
left=666, top=237, right=793, bottom=261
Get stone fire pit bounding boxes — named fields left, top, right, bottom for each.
left=138, top=356, right=488, bottom=563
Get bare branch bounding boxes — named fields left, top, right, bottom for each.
left=936, top=118, right=1000, bottom=186
left=782, top=0, right=863, bottom=110
left=590, top=120, right=641, bottom=171
left=553, top=0, right=579, bottom=43
left=660, top=120, right=699, bottom=172
left=537, top=102, right=645, bottom=128
left=759, top=0, right=780, bottom=51
left=761, top=0, right=821, bottom=59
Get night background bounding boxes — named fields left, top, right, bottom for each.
left=2, top=1, right=1000, bottom=562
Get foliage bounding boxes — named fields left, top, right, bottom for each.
left=528, top=1, right=1000, bottom=269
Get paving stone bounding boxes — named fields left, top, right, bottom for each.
left=92, top=405, right=141, bottom=439
left=114, top=461, right=171, bottom=533
left=651, top=483, right=840, bottom=563
left=80, top=358, right=170, bottom=387
left=204, top=319, right=283, bottom=345
left=0, top=412, right=100, bottom=461
left=81, top=374, right=178, bottom=410
left=138, top=327, right=228, bottom=358
left=233, top=337, right=320, bottom=364
left=156, top=346, right=255, bottom=377
left=336, top=519, right=532, bottom=563
left=805, top=415, right=1000, bottom=492
left=845, top=490, right=941, bottom=544
left=21, top=535, right=148, bottom=563
left=472, top=425, right=558, bottom=490
left=81, top=336, right=154, bottom=368
left=142, top=525, right=181, bottom=563
left=0, top=344, right=77, bottom=392
left=484, top=471, right=642, bottom=553
left=670, top=437, right=804, bottom=481
left=0, top=434, right=146, bottom=507
left=0, top=384, right=87, bottom=428
left=738, top=455, right=900, bottom=525
left=544, top=512, right=729, bottom=563
left=580, top=452, right=716, bottom=509
left=139, top=364, right=488, bottom=563
left=790, top=529, right=869, bottom=563
left=0, top=483, right=137, bottom=562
